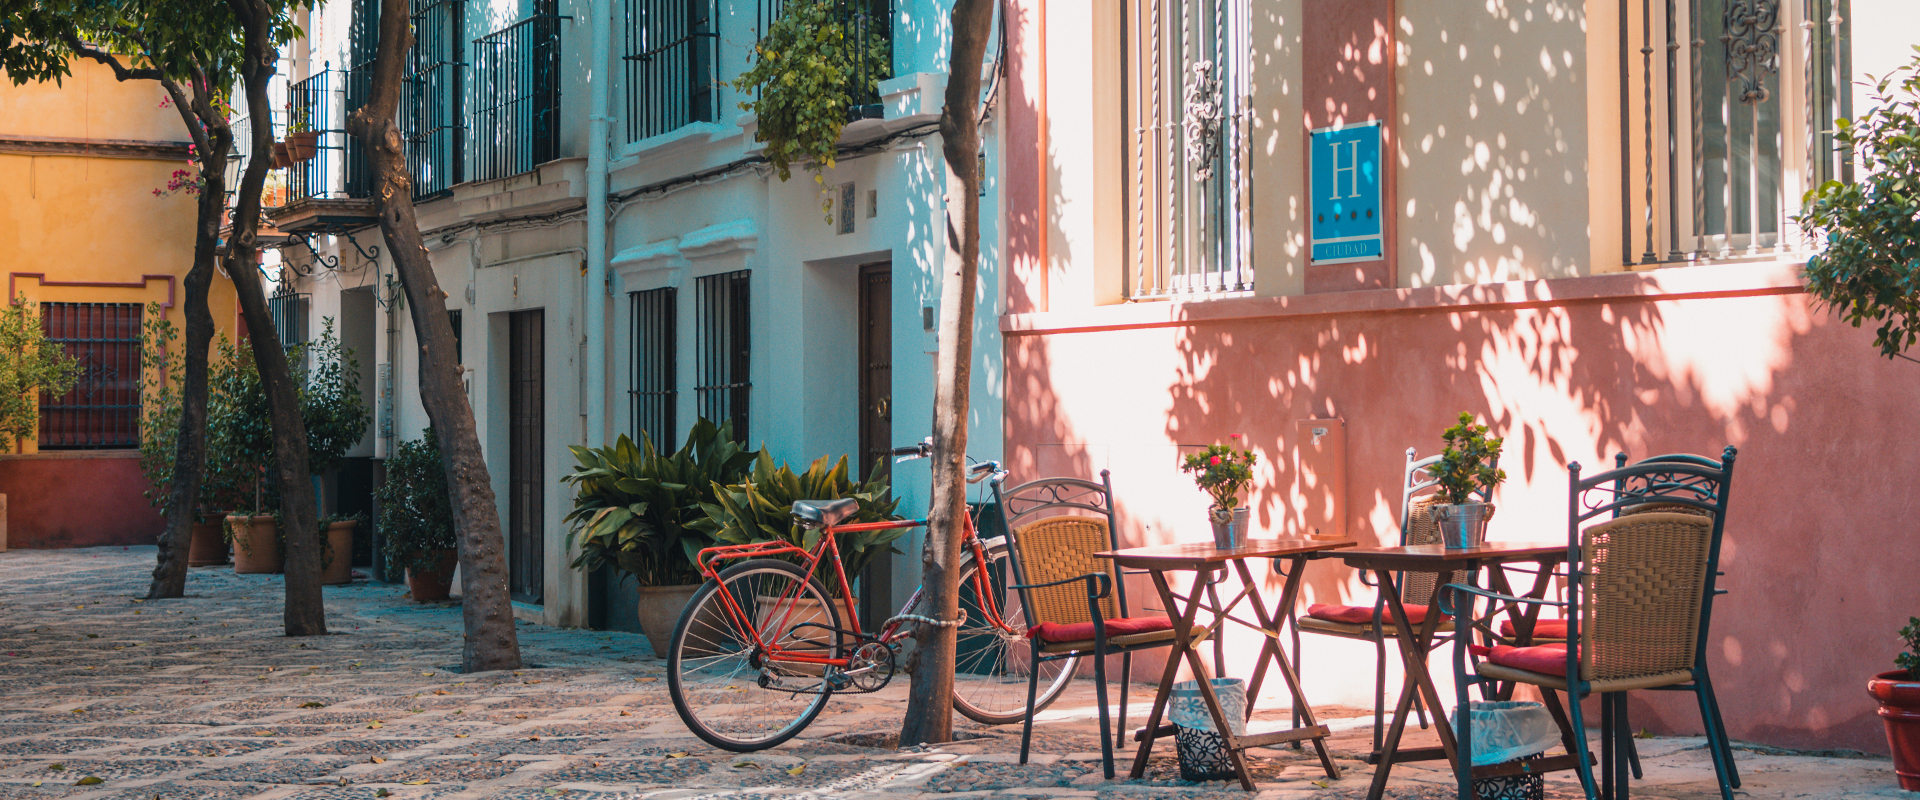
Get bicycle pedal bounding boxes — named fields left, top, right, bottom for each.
left=825, top=671, right=854, bottom=690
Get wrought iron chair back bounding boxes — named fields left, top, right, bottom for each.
left=994, top=471, right=1125, bottom=629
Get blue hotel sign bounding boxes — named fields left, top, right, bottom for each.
left=1310, top=120, right=1383, bottom=264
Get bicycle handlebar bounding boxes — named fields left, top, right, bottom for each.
left=890, top=438, right=1009, bottom=484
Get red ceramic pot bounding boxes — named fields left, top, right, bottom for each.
left=1870, top=669, right=1920, bottom=791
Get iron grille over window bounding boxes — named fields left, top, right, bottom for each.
left=629, top=288, right=677, bottom=446
left=695, top=272, right=749, bottom=444
left=269, top=289, right=311, bottom=350
left=345, top=0, right=381, bottom=198
left=624, top=0, right=718, bottom=143
left=407, top=0, right=466, bottom=198
left=1123, top=0, right=1253, bottom=298
left=755, top=0, right=891, bottom=116
left=472, top=12, right=565, bottom=182
left=1619, top=0, right=1850, bottom=264
left=38, top=303, right=141, bottom=450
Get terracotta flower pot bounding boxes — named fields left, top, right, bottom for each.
left=187, top=519, right=229, bottom=566
left=321, top=520, right=357, bottom=586
left=270, top=141, right=291, bottom=169
left=228, top=515, right=281, bottom=574
left=405, top=549, right=458, bottom=603
left=286, top=131, right=319, bottom=162
left=1870, top=669, right=1920, bottom=791
left=636, top=584, right=702, bottom=657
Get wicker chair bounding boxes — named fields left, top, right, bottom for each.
left=1442, top=449, right=1737, bottom=800
left=1289, top=447, right=1480, bottom=756
left=993, top=471, right=1178, bottom=779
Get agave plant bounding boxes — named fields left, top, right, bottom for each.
left=694, top=451, right=904, bottom=598
left=562, top=419, right=757, bottom=587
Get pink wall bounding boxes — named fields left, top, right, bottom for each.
left=0, top=453, right=161, bottom=549
left=1001, top=267, right=1920, bottom=754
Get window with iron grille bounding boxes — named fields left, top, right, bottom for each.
left=407, top=0, right=466, bottom=198
left=472, top=7, right=565, bottom=182
left=1123, top=0, right=1253, bottom=299
left=268, top=289, right=311, bottom=350
left=754, top=0, right=891, bottom=112
left=1618, top=0, right=1851, bottom=265
left=629, top=288, right=677, bottom=446
left=694, top=272, right=749, bottom=444
left=345, top=0, right=381, bottom=198
left=38, top=303, right=142, bottom=450
left=624, top=0, right=717, bottom=143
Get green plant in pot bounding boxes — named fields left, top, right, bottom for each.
left=562, top=418, right=757, bottom=654
left=1180, top=435, right=1257, bottom=548
left=138, top=306, right=248, bottom=566
left=376, top=429, right=458, bottom=602
left=1425, top=411, right=1506, bottom=549
left=1869, top=616, right=1920, bottom=791
left=694, top=450, right=905, bottom=599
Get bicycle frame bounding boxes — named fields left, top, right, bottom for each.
left=692, top=505, right=1018, bottom=671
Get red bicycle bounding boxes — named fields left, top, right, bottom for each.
left=665, top=441, right=1077, bottom=751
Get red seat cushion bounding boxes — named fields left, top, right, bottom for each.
left=1027, top=616, right=1174, bottom=643
left=1472, top=642, right=1572, bottom=677
left=1498, top=618, right=1570, bottom=640
left=1305, top=602, right=1439, bottom=625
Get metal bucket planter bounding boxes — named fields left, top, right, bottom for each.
left=1208, top=507, right=1250, bottom=549
left=1432, top=503, right=1496, bottom=549
left=1169, top=677, right=1247, bottom=782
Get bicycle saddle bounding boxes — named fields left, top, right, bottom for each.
left=791, top=498, right=860, bottom=529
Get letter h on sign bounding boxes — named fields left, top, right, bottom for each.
left=1309, top=121, right=1383, bottom=264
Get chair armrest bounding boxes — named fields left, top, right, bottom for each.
left=1436, top=582, right=1567, bottom=617
left=1012, top=572, right=1113, bottom=600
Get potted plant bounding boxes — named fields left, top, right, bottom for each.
left=376, top=429, right=458, bottom=602
left=284, top=110, right=319, bottom=162
left=1180, top=435, right=1258, bottom=548
left=298, top=318, right=373, bottom=575
left=563, top=418, right=757, bottom=655
left=136, top=306, right=243, bottom=566
left=1870, top=616, right=1920, bottom=791
left=695, top=450, right=905, bottom=650
left=1426, top=411, right=1506, bottom=549
left=318, top=513, right=363, bottom=585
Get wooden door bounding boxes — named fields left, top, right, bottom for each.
left=509, top=309, right=545, bottom=604
left=857, top=262, right=893, bottom=626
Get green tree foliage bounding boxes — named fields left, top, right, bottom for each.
left=374, top=429, right=457, bottom=575
left=138, top=304, right=247, bottom=518
left=205, top=320, right=369, bottom=514
left=0, top=296, right=81, bottom=451
left=562, top=419, right=757, bottom=587
left=1799, top=49, right=1920, bottom=360
left=733, top=0, right=891, bottom=200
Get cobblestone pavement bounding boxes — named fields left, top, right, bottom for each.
left=0, top=548, right=1901, bottom=800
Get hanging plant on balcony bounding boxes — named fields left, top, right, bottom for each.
left=732, top=0, right=891, bottom=219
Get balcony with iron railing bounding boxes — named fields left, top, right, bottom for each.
left=754, top=0, right=891, bottom=121
left=472, top=14, right=567, bottom=183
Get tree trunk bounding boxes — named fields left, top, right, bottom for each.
left=226, top=0, right=324, bottom=637
left=148, top=81, right=229, bottom=601
left=899, top=0, right=996, bottom=748
left=348, top=0, right=522, bottom=672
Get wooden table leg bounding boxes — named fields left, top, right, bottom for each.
left=1162, top=572, right=1258, bottom=791
left=1234, top=557, right=1340, bottom=779
left=1366, top=568, right=1459, bottom=800
left=1128, top=569, right=1204, bottom=779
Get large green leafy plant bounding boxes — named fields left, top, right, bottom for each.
left=733, top=0, right=892, bottom=213
left=695, top=452, right=903, bottom=598
left=206, top=318, right=369, bottom=514
left=374, top=429, right=456, bottom=575
left=1798, top=50, right=1920, bottom=360
left=1427, top=412, right=1506, bottom=505
left=0, top=295, right=81, bottom=452
left=138, top=304, right=247, bottom=520
left=562, top=419, right=757, bottom=587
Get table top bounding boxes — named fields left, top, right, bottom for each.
left=1335, top=541, right=1567, bottom=571
left=1096, top=537, right=1355, bottom=569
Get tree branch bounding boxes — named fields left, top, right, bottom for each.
left=58, top=31, right=165, bottom=82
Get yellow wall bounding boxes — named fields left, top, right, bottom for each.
left=0, top=58, right=241, bottom=455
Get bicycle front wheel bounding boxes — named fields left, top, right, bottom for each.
left=951, top=546, right=1078, bottom=724
left=668, top=559, right=843, bottom=751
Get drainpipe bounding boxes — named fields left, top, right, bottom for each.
left=582, top=0, right=613, bottom=447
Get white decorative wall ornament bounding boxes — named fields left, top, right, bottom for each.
left=1183, top=61, right=1223, bottom=182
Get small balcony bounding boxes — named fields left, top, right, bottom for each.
left=272, top=66, right=377, bottom=235
left=472, top=14, right=566, bottom=183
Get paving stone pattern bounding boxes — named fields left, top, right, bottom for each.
left=0, top=547, right=1903, bottom=800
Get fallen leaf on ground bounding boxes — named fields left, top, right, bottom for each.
left=369, top=756, right=385, bottom=764
left=367, top=721, right=383, bottom=729
left=732, top=761, right=760, bottom=770
left=666, top=752, right=688, bottom=759
left=617, top=711, right=630, bottom=717
left=454, top=734, right=469, bottom=739
left=75, top=777, right=104, bottom=786
left=300, top=702, right=326, bottom=708
left=402, top=780, right=429, bottom=786
left=374, top=790, right=390, bottom=798
left=48, top=764, right=65, bottom=771
left=787, top=765, right=805, bottom=776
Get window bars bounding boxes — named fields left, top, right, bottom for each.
left=1124, top=0, right=1253, bottom=300
left=38, top=303, right=142, bottom=451
left=624, top=0, right=718, bottom=143
left=694, top=271, right=750, bottom=446
left=268, top=288, right=311, bottom=351
left=629, top=288, right=677, bottom=446
left=406, top=0, right=466, bottom=198
left=472, top=13, right=566, bottom=182
left=1620, top=0, right=1849, bottom=265
left=754, top=0, right=892, bottom=118
left=286, top=68, right=361, bottom=201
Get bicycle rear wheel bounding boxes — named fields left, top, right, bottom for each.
left=951, top=546, right=1078, bottom=724
left=668, top=559, right=843, bottom=751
